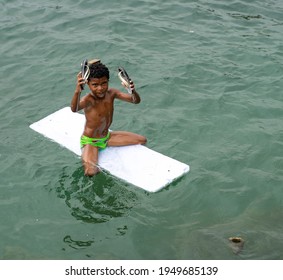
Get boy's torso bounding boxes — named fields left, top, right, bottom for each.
left=83, top=90, right=114, bottom=138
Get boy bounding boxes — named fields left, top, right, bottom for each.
left=71, top=61, right=147, bottom=176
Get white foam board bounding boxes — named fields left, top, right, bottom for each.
left=30, top=107, right=190, bottom=192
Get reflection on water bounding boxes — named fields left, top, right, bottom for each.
left=55, top=165, right=140, bottom=224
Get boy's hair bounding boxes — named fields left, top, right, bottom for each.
left=88, top=62, right=110, bottom=80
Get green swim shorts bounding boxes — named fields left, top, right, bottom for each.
left=80, top=131, right=110, bottom=150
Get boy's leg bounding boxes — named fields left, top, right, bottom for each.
left=108, top=131, right=147, bottom=147
left=81, top=144, right=100, bottom=176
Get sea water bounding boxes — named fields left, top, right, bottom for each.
left=0, top=0, right=283, bottom=260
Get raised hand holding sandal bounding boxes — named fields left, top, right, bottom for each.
left=118, top=67, right=133, bottom=94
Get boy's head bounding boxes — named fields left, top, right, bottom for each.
left=88, top=62, right=109, bottom=81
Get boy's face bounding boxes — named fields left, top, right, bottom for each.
left=87, top=77, right=109, bottom=99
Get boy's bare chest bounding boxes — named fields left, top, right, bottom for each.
left=86, top=99, right=114, bottom=118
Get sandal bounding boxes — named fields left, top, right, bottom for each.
left=118, top=67, right=133, bottom=94
left=80, top=59, right=90, bottom=90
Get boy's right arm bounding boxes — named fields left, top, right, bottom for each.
left=71, top=72, right=85, bottom=112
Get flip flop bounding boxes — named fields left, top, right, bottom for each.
left=80, top=59, right=90, bottom=90
left=118, top=67, right=132, bottom=94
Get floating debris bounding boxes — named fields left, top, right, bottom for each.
left=228, top=13, right=263, bottom=20
left=229, top=237, right=244, bottom=254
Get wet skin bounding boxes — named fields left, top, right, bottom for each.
left=71, top=74, right=146, bottom=176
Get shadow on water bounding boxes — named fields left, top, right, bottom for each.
left=54, top=164, right=141, bottom=224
